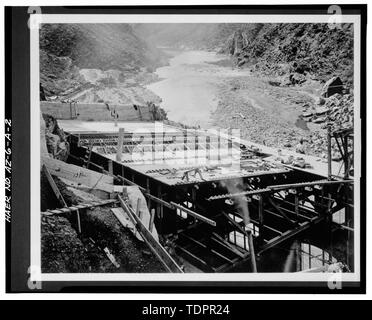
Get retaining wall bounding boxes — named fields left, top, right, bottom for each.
left=40, top=101, right=154, bottom=121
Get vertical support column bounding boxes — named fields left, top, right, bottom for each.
left=258, top=195, right=264, bottom=244
left=149, top=209, right=155, bottom=233
left=343, top=135, right=349, bottom=179
left=195, top=133, right=199, bottom=160
left=157, top=184, right=163, bottom=234
left=121, top=164, right=125, bottom=184
left=146, top=178, right=151, bottom=209
left=191, top=187, right=197, bottom=211
left=76, top=209, right=82, bottom=234
left=116, top=127, right=124, bottom=162
left=295, top=241, right=301, bottom=271
left=69, top=102, right=73, bottom=119
left=327, top=125, right=332, bottom=180
left=294, top=193, right=299, bottom=220
left=247, top=232, right=257, bottom=272
left=108, top=160, right=113, bottom=175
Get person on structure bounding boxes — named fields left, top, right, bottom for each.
left=295, top=138, right=306, bottom=154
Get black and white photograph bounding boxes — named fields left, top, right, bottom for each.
left=4, top=4, right=367, bottom=295
left=35, top=17, right=360, bottom=277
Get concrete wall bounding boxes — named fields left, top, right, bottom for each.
left=41, top=101, right=154, bottom=121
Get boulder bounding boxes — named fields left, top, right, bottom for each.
left=292, top=60, right=310, bottom=74
left=289, top=73, right=307, bottom=85
left=315, top=106, right=328, bottom=115
left=315, top=97, right=326, bottom=105
left=313, top=116, right=327, bottom=124
left=321, top=76, right=343, bottom=97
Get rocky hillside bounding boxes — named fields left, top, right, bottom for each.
left=219, top=23, right=354, bottom=88
left=40, top=24, right=168, bottom=97
left=138, top=23, right=354, bottom=88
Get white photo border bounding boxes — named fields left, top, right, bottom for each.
left=30, top=13, right=361, bottom=284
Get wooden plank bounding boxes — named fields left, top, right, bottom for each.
left=116, top=128, right=124, bottom=162
left=176, top=246, right=212, bottom=271
left=258, top=216, right=325, bottom=255
left=116, top=175, right=185, bottom=210
left=170, top=202, right=216, bottom=227
left=118, top=195, right=183, bottom=273
left=222, top=211, right=251, bottom=237
left=268, top=197, right=296, bottom=226
left=211, top=233, right=248, bottom=258
left=149, top=209, right=155, bottom=233
left=111, top=207, right=142, bottom=242
left=42, top=164, right=67, bottom=207
left=180, top=234, right=233, bottom=264
left=42, top=156, right=114, bottom=193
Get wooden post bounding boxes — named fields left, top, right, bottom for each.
left=294, top=194, right=299, bottom=220
left=149, top=209, right=155, bottom=233
left=76, top=209, right=82, bottom=233
left=42, top=164, right=82, bottom=233
left=195, top=134, right=199, bottom=159
left=146, top=178, right=151, bottom=208
left=327, top=124, right=332, bottom=180
left=42, top=164, right=67, bottom=208
left=258, top=195, right=264, bottom=244
left=138, top=106, right=143, bottom=121
left=69, top=102, right=73, bottom=119
left=136, top=198, right=142, bottom=218
left=134, top=198, right=142, bottom=238
left=247, top=232, right=258, bottom=272
left=343, top=135, right=349, bottom=179
left=116, top=128, right=124, bottom=162
left=108, top=160, right=113, bottom=175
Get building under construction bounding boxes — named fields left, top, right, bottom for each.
left=41, top=101, right=355, bottom=273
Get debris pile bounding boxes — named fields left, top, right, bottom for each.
left=41, top=214, right=91, bottom=273
left=301, top=93, right=354, bottom=130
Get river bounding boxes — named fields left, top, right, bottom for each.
left=147, top=50, right=251, bottom=128
left=147, top=50, right=311, bottom=131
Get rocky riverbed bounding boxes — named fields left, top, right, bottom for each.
left=212, top=75, right=353, bottom=159
left=148, top=50, right=354, bottom=159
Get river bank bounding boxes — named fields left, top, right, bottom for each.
left=147, top=49, right=343, bottom=158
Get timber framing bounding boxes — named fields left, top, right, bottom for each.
left=59, top=124, right=355, bottom=273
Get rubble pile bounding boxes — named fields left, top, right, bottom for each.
left=301, top=93, right=354, bottom=129
left=41, top=214, right=91, bottom=273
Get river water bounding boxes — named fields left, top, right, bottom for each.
left=147, top=50, right=250, bottom=128
left=147, top=50, right=308, bottom=130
